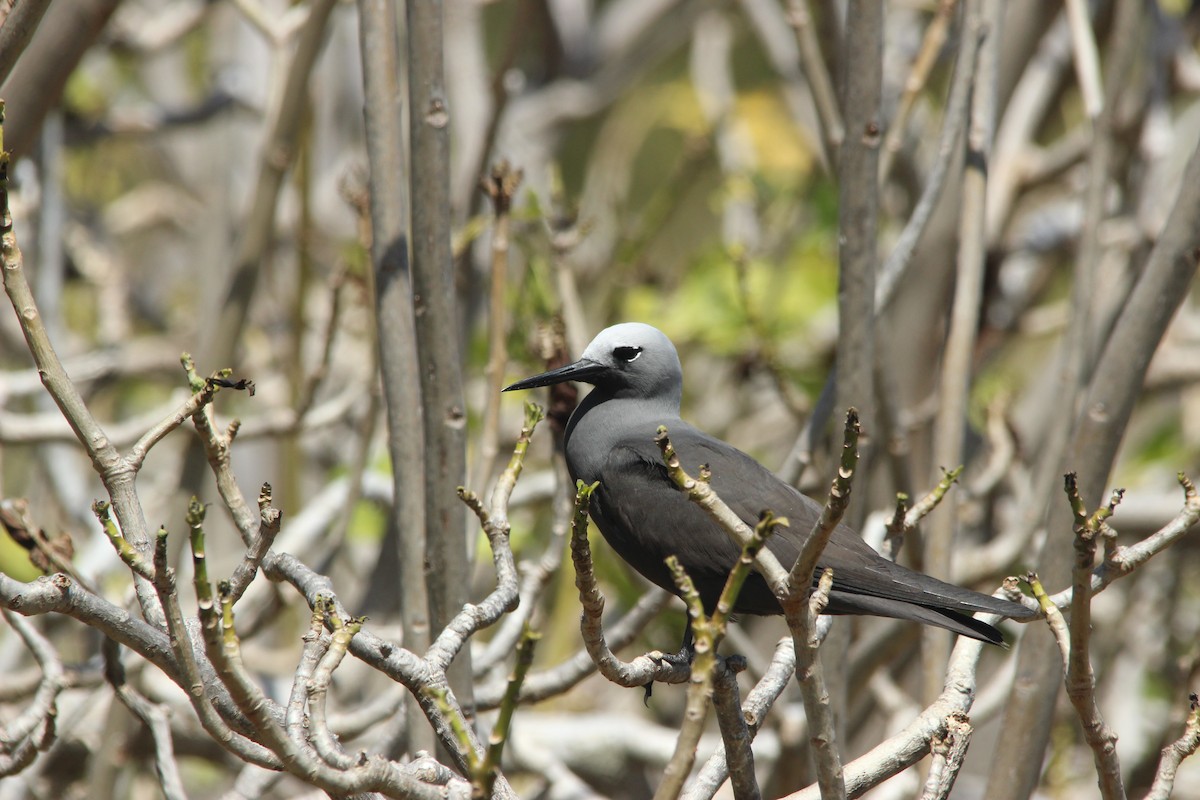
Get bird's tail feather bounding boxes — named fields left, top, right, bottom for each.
left=827, top=591, right=1008, bottom=645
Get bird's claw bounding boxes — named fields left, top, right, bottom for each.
left=641, top=645, right=696, bottom=704
left=654, top=646, right=695, bottom=668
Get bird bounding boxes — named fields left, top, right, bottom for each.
left=504, top=322, right=1035, bottom=645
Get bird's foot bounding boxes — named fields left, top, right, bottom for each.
left=641, top=645, right=696, bottom=704
left=651, top=644, right=696, bottom=668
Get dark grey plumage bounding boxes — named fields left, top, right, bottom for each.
left=505, top=322, right=1034, bottom=644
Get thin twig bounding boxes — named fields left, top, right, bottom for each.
left=787, top=409, right=860, bottom=591
left=0, top=609, right=64, bottom=766
left=480, top=624, right=539, bottom=798
left=226, top=483, right=283, bottom=606
left=655, top=558, right=720, bottom=800
left=102, top=638, right=187, bottom=800
left=286, top=605, right=328, bottom=744
left=475, top=456, right=575, bottom=675
left=656, top=513, right=778, bottom=800
left=1025, top=572, right=1070, bottom=668
left=1062, top=476, right=1126, bottom=800
left=307, top=601, right=364, bottom=770
left=92, top=499, right=154, bottom=581
left=475, top=161, right=524, bottom=495
left=1145, top=693, right=1200, bottom=800
left=782, top=409, right=860, bottom=800
left=1063, top=0, right=1103, bottom=119
left=687, top=637, right=796, bottom=800
left=126, top=371, right=219, bottom=469
left=1, top=139, right=164, bottom=625
left=569, top=481, right=690, bottom=688
left=155, top=512, right=282, bottom=769
left=876, top=7, right=983, bottom=312
left=922, top=0, right=995, bottom=706
left=1043, top=473, right=1200, bottom=609
left=427, top=402, right=543, bottom=672
left=184, top=356, right=259, bottom=548
left=785, top=0, right=844, bottom=159
left=475, top=587, right=672, bottom=708
left=880, top=0, right=959, bottom=182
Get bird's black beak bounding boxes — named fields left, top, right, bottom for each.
left=503, top=358, right=607, bottom=392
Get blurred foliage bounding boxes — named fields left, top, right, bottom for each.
left=0, top=528, right=41, bottom=582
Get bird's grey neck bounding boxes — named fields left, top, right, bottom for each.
left=563, top=387, right=681, bottom=483
left=574, top=385, right=681, bottom=420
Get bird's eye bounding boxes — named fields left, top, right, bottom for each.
left=613, top=346, right=643, bottom=363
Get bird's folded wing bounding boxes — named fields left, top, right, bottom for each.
left=650, top=427, right=1035, bottom=620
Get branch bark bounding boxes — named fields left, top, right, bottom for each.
left=357, top=0, right=434, bottom=754
left=407, top=0, right=473, bottom=716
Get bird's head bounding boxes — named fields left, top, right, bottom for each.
left=504, top=322, right=683, bottom=406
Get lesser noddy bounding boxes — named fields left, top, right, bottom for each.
left=505, top=322, right=1034, bottom=644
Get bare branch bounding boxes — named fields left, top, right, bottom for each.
left=879, top=0, right=959, bottom=182
left=1063, top=0, right=1103, bottom=119
left=687, top=637, right=796, bottom=799
left=657, top=511, right=776, bottom=800
left=307, top=603, right=364, bottom=770
left=924, top=0, right=999, bottom=703
left=102, top=638, right=186, bottom=800
left=480, top=625, right=539, bottom=798
left=1063, top=477, right=1126, bottom=800
left=406, top=0, right=471, bottom=713
left=711, top=660, right=759, bottom=800
left=1145, top=693, right=1200, bottom=800
left=475, top=161, right=524, bottom=494
left=427, top=403, right=543, bottom=672
left=475, top=587, right=671, bottom=708
left=918, top=712, right=971, bottom=800
left=226, top=483, right=283, bottom=606
left=1042, top=473, right=1200, bottom=609
left=569, top=480, right=690, bottom=689
left=0, top=609, right=63, bottom=772
left=2, top=157, right=163, bottom=624
left=785, top=0, right=844, bottom=159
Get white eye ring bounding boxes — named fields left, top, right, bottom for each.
left=614, top=346, right=642, bottom=363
